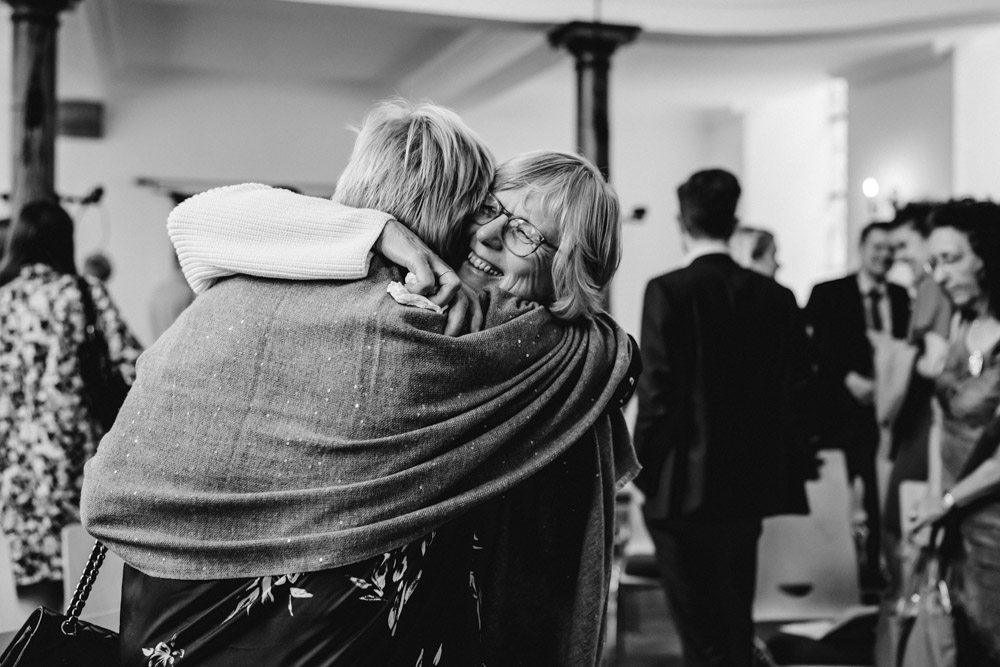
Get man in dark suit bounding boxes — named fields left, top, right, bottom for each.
left=805, top=222, right=910, bottom=592
left=634, top=168, right=811, bottom=667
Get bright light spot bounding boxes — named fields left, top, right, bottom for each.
left=862, top=178, right=880, bottom=198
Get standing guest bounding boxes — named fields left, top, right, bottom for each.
left=911, top=199, right=1000, bottom=666
left=634, top=168, right=811, bottom=667
left=876, top=203, right=950, bottom=592
left=805, top=221, right=910, bottom=595
left=0, top=217, right=10, bottom=261
left=730, top=226, right=779, bottom=279
left=0, top=200, right=141, bottom=609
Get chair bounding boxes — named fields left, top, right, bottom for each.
left=754, top=450, right=861, bottom=622
left=755, top=450, right=875, bottom=666
left=61, top=523, right=123, bottom=632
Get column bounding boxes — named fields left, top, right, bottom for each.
left=548, top=21, right=640, bottom=181
left=5, top=0, right=79, bottom=220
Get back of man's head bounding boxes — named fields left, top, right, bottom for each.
left=334, top=98, right=496, bottom=262
left=676, top=168, right=741, bottom=240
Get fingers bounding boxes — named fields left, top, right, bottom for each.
left=444, top=293, right=468, bottom=337
left=374, top=219, right=437, bottom=296
left=405, top=261, right=437, bottom=296
left=465, top=285, right=483, bottom=333
left=441, top=285, right=483, bottom=337
left=427, top=267, right=461, bottom=307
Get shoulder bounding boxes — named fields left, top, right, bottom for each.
left=808, top=274, right=855, bottom=301
left=817, top=274, right=855, bottom=291
left=646, top=264, right=697, bottom=290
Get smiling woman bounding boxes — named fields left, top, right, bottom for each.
left=459, top=150, right=621, bottom=321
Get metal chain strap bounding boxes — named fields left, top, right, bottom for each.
left=61, top=540, right=107, bottom=636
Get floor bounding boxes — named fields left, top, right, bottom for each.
left=605, top=580, right=685, bottom=666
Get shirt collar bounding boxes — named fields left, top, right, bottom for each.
left=857, top=271, right=885, bottom=296
left=683, top=239, right=731, bottom=267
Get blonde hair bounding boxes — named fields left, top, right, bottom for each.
left=334, top=98, right=495, bottom=261
left=494, top=150, right=621, bottom=321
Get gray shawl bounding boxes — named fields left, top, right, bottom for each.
left=81, top=259, right=636, bottom=580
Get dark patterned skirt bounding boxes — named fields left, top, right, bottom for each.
left=120, top=525, right=484, bottom=666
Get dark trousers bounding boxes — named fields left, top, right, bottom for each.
left=842, top=440, right=882, bottom=580
left=643, top=515, right=762, bottom=667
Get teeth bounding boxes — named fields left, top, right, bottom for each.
left=467, top=252, right=502, bottom=276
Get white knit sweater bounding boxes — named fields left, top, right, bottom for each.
left=167, top=183, right=392, bottom=294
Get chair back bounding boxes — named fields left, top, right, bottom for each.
left=754, top=450, right=861, bottom=621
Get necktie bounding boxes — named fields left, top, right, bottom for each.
left=869, top=289, right=883, bottom=332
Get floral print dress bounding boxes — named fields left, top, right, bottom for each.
left=121, top=519, right=486, bottom=667
left=0, top=264, right=141, bottom=585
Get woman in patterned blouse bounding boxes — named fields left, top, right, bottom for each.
left=0, top=200, right=142, bottom=608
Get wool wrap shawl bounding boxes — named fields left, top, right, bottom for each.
left=81, top=260, right=636, bottom=579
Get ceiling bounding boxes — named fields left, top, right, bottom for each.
left=49, top=0, right=1000, bottom=111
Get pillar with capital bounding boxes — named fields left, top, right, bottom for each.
left=548, top=21, right=640, bottom=182
left=5, top=0, right=79, bottom=220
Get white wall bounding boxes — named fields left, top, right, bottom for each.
left=846, top=52, right=954, bottom=245
left=743, top=81, right=847, bottom=303
left=953, top=27, right=1000, bottom=200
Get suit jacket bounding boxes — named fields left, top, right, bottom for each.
left=634, top=253, right=811, bottom=521
left=804, top=274, right=910, bottom=450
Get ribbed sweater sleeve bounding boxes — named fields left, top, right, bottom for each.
left=167, top=183, right=392, bottom=294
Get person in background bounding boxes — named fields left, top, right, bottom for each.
left=0, top=200, right=142, bottom=610
left=730, top=226, right=779, bottom=279
left=876, top=202, right=950, bottom=594
left=0, top=217, right=10, bottom=262
left=911, top=198, right=1000, bottom=666
left=149, top=252, right=195, bottom=340
left=634, top=168, right=811, bottom=667
left=806, top=221, right=910, bottom=598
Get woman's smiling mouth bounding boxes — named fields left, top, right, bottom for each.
left=466, top=252, right=503, bottom=276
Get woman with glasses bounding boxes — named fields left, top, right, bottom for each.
left=457, top=150, right=617, bottom=321
left=84, top=98, right=637, bottom=667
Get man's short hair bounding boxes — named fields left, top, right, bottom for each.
left=676, top=168, right=741, bottom=240
left=859, top=220, right=893, bottom=245
left=889, top=202, right=936, bottom=238
left=333, top=98, right=495, bottom=263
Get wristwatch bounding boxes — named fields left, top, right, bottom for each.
left=942, top=491, right=957, bottom=513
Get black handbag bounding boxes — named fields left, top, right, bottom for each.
left=76, top=277, right=130, bottom=432
left=899, top=527, right=957, bottom=667
left=0, top=541, right=120, bottom=666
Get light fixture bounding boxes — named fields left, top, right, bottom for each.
left=862, top=178, right=879, bottom=199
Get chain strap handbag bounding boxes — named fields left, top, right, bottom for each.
left=0, top=541, right=121, bottom=666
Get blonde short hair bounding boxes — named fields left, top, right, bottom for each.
left=494, top=150, right=621, bottom=321
left=334, top=98, right=495, bottom=260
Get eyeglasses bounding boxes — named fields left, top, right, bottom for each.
left=471, top=192, right=557, bottom=258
